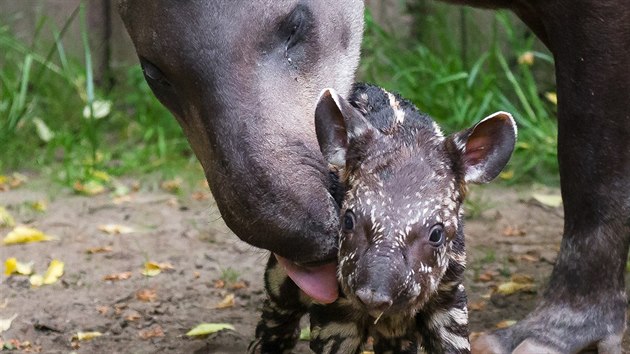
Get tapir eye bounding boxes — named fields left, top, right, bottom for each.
left=140, top=58, right=171, bottom=88
left=283, top=4, right=310, bottom=51
left=342, top=210, right=355, bottom=232
left=428, top=224, right=445, bottom=246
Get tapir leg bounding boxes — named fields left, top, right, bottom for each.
left=471, top=1, right=630, bottom=353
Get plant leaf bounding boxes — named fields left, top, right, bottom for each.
left=0, top=207, right=16, bottom=227
left=4, top=257, right=33, bottom=276
left=2, top=226, right=56, bottom=245
left=98, top=224, right=134, bottom=235
left=0, top=314, right=17, bottom=333
left=43, top=259, right=64, bottom=285
left=73, top=331, right=103, bottom=341
left=531, top=193, right=563, bottom=208
left=186, top=323, right=235, bottom=337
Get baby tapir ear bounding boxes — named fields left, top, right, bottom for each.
left=452, top=111, right=517, bottom=184
left=314, top=88, right=371, bottom=167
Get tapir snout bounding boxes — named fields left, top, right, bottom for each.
left=117, top=0, right=365, bottom=264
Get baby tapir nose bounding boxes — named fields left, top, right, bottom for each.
left=355, top=287, right=393, bottom=313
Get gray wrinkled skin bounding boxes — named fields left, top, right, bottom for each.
left=117, top=0, right=364, bottom=264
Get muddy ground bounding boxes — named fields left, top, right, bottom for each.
left=1, top=175, right=629, bottom=353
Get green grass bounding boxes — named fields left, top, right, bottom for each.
left=0, top=4, right=559, bottom=189
left=360, top=6, right=559, bottom=184
left=0, top=4, right=196, bottom=188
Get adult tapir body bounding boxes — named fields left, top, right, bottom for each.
left=118, top=1, right=630, bottom=353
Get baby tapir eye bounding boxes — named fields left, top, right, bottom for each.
left=343, top=210, right=356, bottom=233
left=428, top=224, right=445, bottom=246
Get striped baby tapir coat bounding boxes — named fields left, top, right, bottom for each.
left=249, top=83, right=516, bottom=354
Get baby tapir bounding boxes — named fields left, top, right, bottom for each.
left=249, top=83, right=516, bottom=354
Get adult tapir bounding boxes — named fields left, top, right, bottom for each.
left=117, top=1, right=630, bottom=353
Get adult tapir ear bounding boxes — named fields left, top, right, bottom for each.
left=451, top=111, right=517, bottom=184
left=314, top=88, right=372, bottom=167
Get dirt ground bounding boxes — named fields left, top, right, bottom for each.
left=1, top=175, right=629, bottom=353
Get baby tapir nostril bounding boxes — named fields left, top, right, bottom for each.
left=355, top=288, right=393, bottom=313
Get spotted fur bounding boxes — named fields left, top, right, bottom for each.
left=250, top=83, right=515, bottom=354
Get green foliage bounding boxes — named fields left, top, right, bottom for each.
left=360, top=6, right=559, bottom=184
left=1, top=3, right=558, bottom=187
left=0, top=4, right=194, bottom=186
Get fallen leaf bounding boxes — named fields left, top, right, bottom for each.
left=4, top=258, right=33, bottom=276
left=499, top=170, right=514, bottom=180
left=30, top=200, right=47, bottom=212
left=0, top=207, right=15, bottom=227
left=138, top=325, right=164, bottom=340
left=2, top=226, right=56, bottom=245
left=125, top=312, right=141, bottom=322
left=141, top=261, right=174, bottom=277
left=212, top=293, right=235, bottom=309
left=73, top=180, right=106, bottom=196
left=468, top=301, right=486, bottom=311
left=103, top=272, right=132, bottom=281
left=42, top=259, right=64, bottom=285
left=502, top=225, right=526, bottom=237
left=186, top=323, right=235, bottom=337
left=299, top=327, right=310, bottom=341
left=213, top=279, right=225, bottom=289
left=477, top=271, right=495, bottom=282
left=136, top=289, right=157, bottom=302
left=495, top=320, right=517, bottom=329
left=531, top=193, right=562, bottom=208
left=9, top=173, right=27, bottom=189
left=73, top=331, right=103, bottom=341
left=112, top=195, right=133, bottom=205
left=545, top=92, right=558, bottom=105
left=495, top=281, right=535, bottom=295
left=161, top=178, right=182, bottom=194
left=98, top=224, right=134, bottom=235
left=86, top=246, right=113, bottom=254
left=511, top=274, right=534, bottom=284
left=229, top=281, right=248, bottom=290
left=0, top=314, right=17, bottom=333
left=96, top=306, right=109, bottom=315
left=191, top=191, right=209, bottom=201
left=517, top=254, right=540, bottom=262
left=33, top=117, right=55, bottom=142
left=29, top=274, right=43, bottom=287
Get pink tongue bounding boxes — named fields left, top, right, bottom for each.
left=274, top=254, right=339, bottom=304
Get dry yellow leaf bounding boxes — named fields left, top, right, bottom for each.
left=29, top=274, right=43, bottom=287
left=43, top=259, right=64, bottom=285
left=213, top=293, right=235, bottom=309
left=532, top=193, right=563, bottom=208
left=186, top=323, right=235, bottom=337
left=138, top=325, right=164, bottom=340
left=2, top=226, right=56, bottom=245
left=73, top=180, right=106, bottom=196
left=30, top=200, right=47, bottom=212
left=73, top=331, right=103, bottom=341
left=141, top=261, right=174, bottom=277
left=103, top=271, right=132, bottom=281
left=0, top=314, right=17, bottom=333
left=86, top=246, right=113, bottom=254
left=161, top=178, right=182, bottom=193
left=495, top=281, right=535, bottom=295
left=98, top=224, right=134, bottom=235
left=545, top=92, right=558, bottom=105
left=0, top=207, right=15, bottom=228
left=4, top=258, right=33, bottom=276
left=136, top=289, right=157, bottom=302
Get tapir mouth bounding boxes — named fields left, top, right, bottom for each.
left=274, top=254, right=339, bottom=304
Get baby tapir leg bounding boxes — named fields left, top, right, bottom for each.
left=371, top=325, right=419, bottom=354
left=309, top=300, right=365, bottom=354
left=415, top=238, right=471, bottom=354
left=249, top=255, right=308, bottom=354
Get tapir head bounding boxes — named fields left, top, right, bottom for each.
left=315, top=85, right=516, bottom=317
left=117, top=1, right=364, bottom=266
